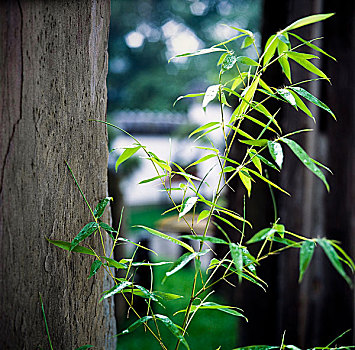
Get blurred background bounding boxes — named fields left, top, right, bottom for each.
left=106, top=0, right=354, bottom=349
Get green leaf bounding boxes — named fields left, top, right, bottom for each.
left=280, top=137, right=329, bottom=191
left=247, top=228, right=276, bottom=244
left=263, top=35, right=278, bottom=67
left=283, top=13, right=334, bottom=31
left=173, top=93, right=205, bottom=107
left=286, top=51, right=329, bottom=81
left=88, top=260, right=102, bottom=279
left=47, top=239, right=95, bottom=256
left=239, top=139, right=268, bottom=147
left=239, top=169, right=252, bottom=197
left=150, top=157, right=172, bottom=172
left=70, top=222, right=99, bottom=251
left=289, top=33, right=336, bottom=61
left=139, top=174, right=166, bottom=184
left=115, top=146, right=140, bottom=171
left=242, top=247, right=257, bottom=273
left=189, top=122, right=220, bottom=138
left=165, top=252, right=197, bottom=277
left=136, top=225, right=194, bottom=253
left=218, top=208, right=252, bottom=227
left=180, top=235, right=228, bottom=245
left=277, top=88, right=296, bottom=107
left=299, top=240, right=315, bottom=282
left=197, top=210, right=210, bottom=223
left=249, top=150, right=262, bottom=174
left=230, top=243, right=243, bottom=283
left=277, top=38, right=291, bottom=83
left=101, top=256, right=127, bottom=269
left=236, top=56, right=259, bottom=66
left=170, top=47, right=226, bottom=61
left=221, top=53, right=237, bottom=73
left=317, top=238, right=352, bottom=286
left=187, top=154, right=216, bottom=168
left=268, top=141, right=283, bottom=168
left=288, top=86, right=335, bottom=119
left=250, top=152, right=279, bottom=171
left=222, top=166, right=236, bottom=173
left=100, top=280, right=132, bottom=302
left=202, top=85, right=220, bottom=109
left=93, top=197, right=112, bottom=219
left=247, top=168, right=290, bottom=195
left=287, top=89, right=314, bottom=121
left=154, top=291, right=183, bottom=300
left=134, top=285, right=159, bottom=302
left=179, top=196, right=198, bottom=218
left=241, top=36, right=254, bottom=49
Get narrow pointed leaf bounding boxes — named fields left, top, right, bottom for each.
left=299, top=240, right=315, bottom=282
left=47, top=239, right=95, bottom=256
left=268, top=141, right=283, bottom=168
left=134, top=285, right=159, bottom=302
left=187, top=154, right=216, bottom=168
left=88, top=260, right=102, bottom=279
left=100, top=280, right=132, bottom=302
left=317, top=238, right=352, bottom=286
left=277, top=88, right=297, bottom=107
left=115, top=146, right=140, bottom=171
left=239, top=139, right=268, bottom=147
left=179, top=235, right=228, bottom=245
left=154, top=291, right=183, bottom=300
left=284, top=13, right=334, bottom=31
left=202, top=85, right=220, bottom=108
left=101, top=256, right=127, bottom=269
left=241, top=36, right=254, bottom=49
left=230, top=243, right=243, bottom=283
left=287, top=89, right=314, bottom=120
left=139, top=174, right=165, bottom=184
left=179, top=197, right=198, bottom=218
left=70, top=222, right=98, bottom=251
left=197, top=210, right=210, bottom=223
left=136, top=225, right=194, bottom=253
left=249, top=150, right=262, bottom=174
left=173, top=93, right=205, bottom=107
left=248, top=168, right=290, bottom=195
left=170, top=47, right=226, bottom=61
left=263, top=34, right=278, bottom=67
left=236, top=56, right=259, bottom=66
left=280, top=137, right=329, bottom=191
left=165, top=252, right=197, bottom=277
left=93, top=197, right=113, bottom=219
left=189, top=122, right=220, bottom=138
left=247, top=228, right=276, bottom=244
left=239, top=170, right=252, bottom=197
left=288, top=86, right=335, bottom=119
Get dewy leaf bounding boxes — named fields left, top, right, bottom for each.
left=136, top=225, right=194, bottom=253
left=268, top=141, right=283, bottom=169
left=317, top=238, right=353, bottom=287
left=283, top=13, right=334, bottom=31
left=115, top=146, right=140, bottom=171
left=202, top=85, right=220, bottom=109
left=93, top=197, right=113, bottom=219
left=47, top=239, right=95, bottom=256
left=88, top=260, right=102, bottom=279
left=236, top=56, right=259, bottom=66
left=288, top=86, right=335, bottom=119
left=221, top=53, right=237, bottom=73
left=263, top=34, right=278, bottom=67
left=100, top=280, right=132, bottom=302
left=179, top=196, right=198, bottom=218
left=165, top=251, right=197, bottom=277
left=247, top=228, right=276, bottom=244
left=299, top=240, right=315, bottom=282
left=280, top=137, right=329, bottom=191
left=277, top=88, right=296, bottom=107
left=230, top=243, right=243, bottom=282
left=70, top=222, right=99, bottom=251
left=287, top=89, right=314, bottom=121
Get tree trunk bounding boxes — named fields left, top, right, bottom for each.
left=0, top=1, right=116, bottom=349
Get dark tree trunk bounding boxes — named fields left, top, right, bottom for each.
left=236, top=0, right=354, bottom=347
left=0, top=1, right=116, bottom=349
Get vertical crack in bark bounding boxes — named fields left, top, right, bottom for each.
left=0, top=1, right=24, bottom=195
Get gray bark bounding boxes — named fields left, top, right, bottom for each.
left=0, top=1, right=116, bottom=349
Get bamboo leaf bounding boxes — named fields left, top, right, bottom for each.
left=173, top=93, right=205, bottom=107
left=299, top=240, right=315, bottom=282
left=189, top=122, right=220, bottom=138
left=268, top=141, right=283, bottom=168
left=186, top=302, right=247, bottom=321
left=317, top=238, right=353, bottom=287
left=88, top=260, right=102, bottom=279
left=139, top=174, right=166, bottom=184
left=263, top=34, right=278, bottom=67
left=277, top=37, right=291, bottom=83
left=93, top=197, right=113, bottom=219
left=197, top=210, right=210, bottom=223
left=280, top=137, right=329, bottom=191
left=239, top=139, right=268, bottom=147
left=179, top=235, right=228, bottom=245
left=287, top=89, right=314, bottom=121
left=247, top=228, right=276, bottom=244
left=153, top=291, right=184, bottom=300
left=170, top=47, right=226, bottom=61
left=221, top=53, right=237, bottom=73
left=288, top=86, right=335, bottom=119
left=115, top=146, right=140, bottom=171
left=239, top=169, right=252, bottom=197
left=249, top=150, right=262, bottom=174
left=241, top=36, right=254, bottom=49
left=236, top=56, right=259, bottom=66
left=248, top=168, right=289, bottom=195
left=283, top=13, right=334, bottom=31
left=101, top=256, right=127, bottom=269
left=230, top=243, right=243, bottom=283
left=202, top=85, right=220, bottom=109
left=277, top=88, right=297, bottom=107
left=165, top=252, right=197, bottom=277
left=150, top=157, right=172, bottom=172
left=70, top=222, right=99, bottom=251
left=47, top=239, right=95, bottom=256
left=100, top=280, right=132, bottom=302
left=187, top=154, right=216, bottom=168
left=134, top=285, right=159, bottom=302
left=179, top=196, right=198, bottom=218
left=136, top=225, right=194, bottom=253
left=251, top=152, right=279, bottom=171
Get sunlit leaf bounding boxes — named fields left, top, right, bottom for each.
left=239, top=139, right=268, bottom=147
left=136, top=225, right=194, bottom=253
left=139, top=174, right=166, bottom=184
left=197, top=210, right=210, bottom=223
left=239, top=169, right=252, bottom=197
left=241, top=36, right=254, bottom=49
left=268, top=141, right=283, bottom=168
left=236, top=56, right=259, bottom=66
left=248, top=168, right=289, bottom=195
left=263, top=35, right=278, bottom=67
left=202, top=85, right=220, bottom=109
left=277, top=38, right=291, bottom=83
left=173, top=93, right=205, bottom=107
left=187, top=154, right=216, bottom=168
left=283, top=13, right=334, bottom=31
left=299, top=240, right=315, bottom=282
left=189, top=122, right=220, bottom=138
left=115, top=146, right=140, bottom=171
left=277, top=88, right=296, bottom=107
left=179, top=196, right=198, bottom=218
left=280, top=137, right=329, bottom=191
left=100, top=280, right=132, bottom=302
left=287, top=89, right=314, bottom=121
left=221, top=53, right=237, bottom=73
left=170, top=47, right=226, bottom=61
left=288, top=86, right=335, bottom=119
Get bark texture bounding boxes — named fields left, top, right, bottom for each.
left=0, top=1, right=116, bottom=349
